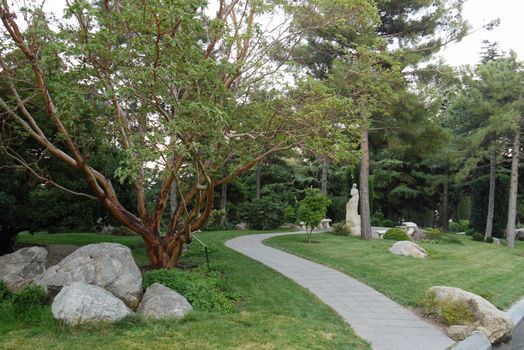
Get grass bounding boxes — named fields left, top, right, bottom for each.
left=266, top=233, right=524, bottom=310
left=1, top=230, right=369, bottom=350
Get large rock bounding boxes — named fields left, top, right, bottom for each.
left=429, top=286, right=513, bottom=343
left=52, top=282, right=132, bottom=325
left=34, top=243, right=142, bottom=308
left=137, top=283, right=192, bottom=319
left=389, top=241, right=427, bottom=258
left=0, top=247, right=47, bottom=291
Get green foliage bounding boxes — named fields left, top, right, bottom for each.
left=331, top=223, right=351, bottom=236
left=425, top=228, right=444, bottom=240
left=297, top=188, right=331, bottom=243
left=203, top=210, right=229, bottom=231
left=241, top=198, right=285, bottom=230
left=283, top=205, right=296, bottom=223
left=423, top=291, right=474, bottom=326
left=142, top=269, right=237, bottom=313
left=10, top=285, right=47, bottom=313
left=448, top=220, right=470, bottom=233
left=472, top=232, right=484, bottom=242
left=383, top=228, right=409, bottom=241
left=465, top=228, right=476, bottom=236
left=0, top=281, right=11, bottom=301
left=485, top=237, right=494, bottom=243
left=470, top=175, right=509, bottom=238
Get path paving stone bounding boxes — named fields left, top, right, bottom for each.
left=226, top=232, right=454, bottom=350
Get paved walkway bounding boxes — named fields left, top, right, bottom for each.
left=225, top=232, right=454, bottom=350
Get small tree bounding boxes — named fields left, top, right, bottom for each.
left=297, top=188, right=331, bottom=243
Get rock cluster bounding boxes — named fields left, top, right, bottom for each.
left=0, top=243, right=192, bottom=325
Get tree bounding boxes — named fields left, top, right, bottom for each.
left=0, top=1, right=371, bottom=267
left=297, top=188, right=331, bottom=243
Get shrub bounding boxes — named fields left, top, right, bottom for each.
left=203, top=210, right=229, bottom=231
left=242, top=198, right=285, bottom=230
left=465, top=228, right=476, bottom=236
left=143, top=269, right=237, bottom=313
left=382, top=219, right=395, bottom=227
left=11, top=285, right=47, bottom=311
left=331, top=223, right=351, bottom=236
left=423, top=291, right=474, bottom=326
left=448, top=221, right=461, bottom=233
left=0, top=281, right=12, bottom=301
left=485, top=236, right=494, bottom=243
left=383, top=228, right=409, bottom=241
left=472, top=232, right=484, bottom=242
left=425, top=228, right=444, bottom=240
left=371, top=211, right=385, bottom=226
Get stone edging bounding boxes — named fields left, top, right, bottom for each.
left=451, top=299, right=524, bottom=350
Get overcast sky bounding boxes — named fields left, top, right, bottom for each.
left=39, top=0, right=524, bottom=67
left=440, top=0, right=524, bottom=66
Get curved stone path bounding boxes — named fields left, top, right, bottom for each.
left=225, top=232, right=454, bottom=350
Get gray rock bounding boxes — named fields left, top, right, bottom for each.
left=429, top=286, right=513, bottom=343
left=0, top=247, right=47, bottom=291
left=448, top=325, right=474, bottom=341
left=52, top=282, right=132, bottom=325
left=411, top=227, right=428, bottom=241
left=389, top=241, right=427, bottom=258
left=492, top=238, right=501, bottom=245
left=137, top=283, right=192, bottom=319
left=452, top=331, right=491, bottom=350
left=235, top=223, right=248, bottom=230
left=34, top=243, right=142, bottom=308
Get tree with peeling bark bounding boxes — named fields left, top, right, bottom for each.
left=0, top=0, right=371, bottom=268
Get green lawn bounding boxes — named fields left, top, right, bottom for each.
left=2, top=231, right=369, bottom=350
left=266, top=233, right=524, bottom=310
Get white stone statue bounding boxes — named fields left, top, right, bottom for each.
left=346, top=183, right=361, bottom=236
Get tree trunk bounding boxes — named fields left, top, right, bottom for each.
left=321, top=158, right=328, bottom=196
left=360, top=127, right=372, bottom=240
left=506, top=119, right=521, bottom=247
left=256, top=164, right=261, bottom=199
left=220, top=183, right=227, bottom=225
left=169, top=181, right=177, bottom=216
left=440, top=168, right=449, bottom=231
left=485, top=142, right=497, bottom=239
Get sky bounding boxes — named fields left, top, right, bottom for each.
left=440, top=0, right=524, bottom=66
left=37, top=0, right=524, bottom=67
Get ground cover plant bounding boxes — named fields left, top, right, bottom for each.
left=0, top=231, right=370, bottom=350
left=267, top=233, right=524, bottom=309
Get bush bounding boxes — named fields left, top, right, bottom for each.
left=485, top=236, right=494, bottom=243
left=203, top=210, right=229, bottom=231
left=425, top=228, right=444, bottom=240
left=472, top=232, right=484, bottom=242
left=11, top=285, right=47, bottom=311
left=143, top=269, right=237, bottom=313
left=241, top=198, right=285, bottom=230
left=465, top=228, right=476, bottom=236
left=383, top=228, right=410, bottom=241
left=382, top=219, right=395, bottom=227
left=448, top=220, right=470, bottom=233
left=331, top=223, right=351, bottom=236
left=283, top=205, right=296, bottom=223
left=297, top=188, right=331, bottom=243
left=371, top=211, right=385, bottom=226
left=0, top=281, right=11, bottom=301
left=423, top=291, right=474, bottom=326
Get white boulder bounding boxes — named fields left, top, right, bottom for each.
left=52, top=282, right=132, bottom=325
left=34, top=243, right=142, bottom=308
left=389, top=241, right=427, bottom=258
left=137, top=283, right=192, bottom=319
left=429, top=286, right=513, bottom=343
left=0, top=247, right=47, bottom=291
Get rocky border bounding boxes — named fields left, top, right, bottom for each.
left=451, top=299, right=524, bottom=350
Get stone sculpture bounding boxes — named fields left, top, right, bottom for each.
left=346, top=183, right=361, bottom=236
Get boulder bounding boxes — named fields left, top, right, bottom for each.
left=0, top=247, right=47, bottom=291
left=447, top=325, right=474, bottom=341
left=34, top=243, right=142, bottom=308
left=235, top=223, right=248, bottom=230
left=411, top=227, right=428, bottom=241
left=52, top=282, right=132, bottom=325
left=492, top=237, right=501, bottom=245
left=137, top=283, right=192, bottom=319
left=389, top=241, right=427, bottom=258
left=429, top=286, right=513, bottom=343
